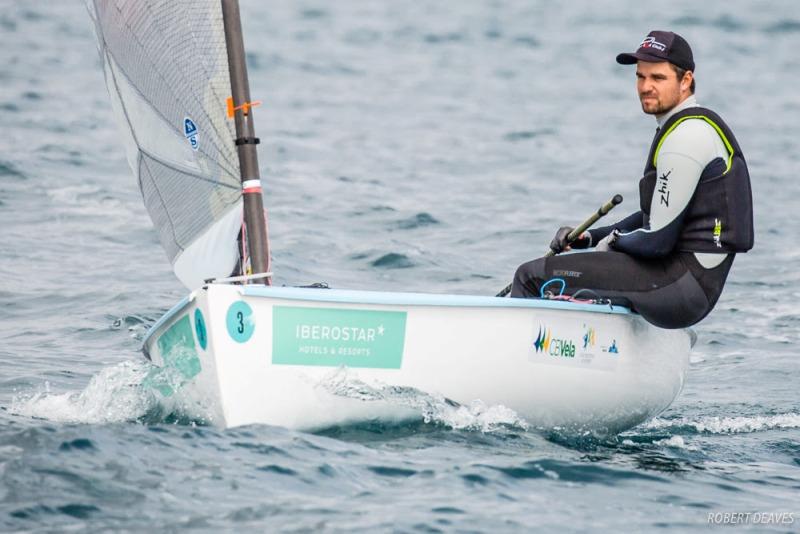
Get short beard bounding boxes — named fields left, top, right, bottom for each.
left=640, top=97, right=676, bottom=116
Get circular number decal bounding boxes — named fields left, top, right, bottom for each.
left=194, top=308, right=208, bottom=350
left=226, top=301, right=255, bottom=343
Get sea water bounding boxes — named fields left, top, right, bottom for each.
left=1, top=1, right=799, bottom=531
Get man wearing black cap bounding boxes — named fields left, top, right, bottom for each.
left=510, top=31, right=754, bottom=329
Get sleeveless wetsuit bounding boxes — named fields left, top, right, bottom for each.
left=511, top=96, right=753, bottom=328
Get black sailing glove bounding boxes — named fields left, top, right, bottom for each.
left=549, top=226, right=591, bottom=254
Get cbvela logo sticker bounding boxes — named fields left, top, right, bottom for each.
left=533, top=326, right=551, bottom=353
left=531, top=322, right=618, bottom=371
left=713, top=218, right=723, bottom=247
left=272, top=306, right=407, bottom=369
left=183, top=117, right=199, bottom=151
left=533, top=326, right=575, bottom=358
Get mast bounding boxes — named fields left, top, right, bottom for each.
left=221, top=0, right=270, bottom=282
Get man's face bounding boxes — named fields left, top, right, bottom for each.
left=636, top=61, right=690, bottom=115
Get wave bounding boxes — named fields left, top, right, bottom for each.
left=643, top=413, right=800, bottom=434
left=764, top=20, right=800, bottom=34
left=320, top=368, right=529, bottom=433
left=0, top=160, right=25, bottom=179
left=11, top=361, right=530, bottom=433
left=11, top=361, right=153, bottom=424
left=371, top=252, right=415, bottom=269
left=393, top=212, right=440, bottom=230
left=10, top=360, right=209, bottom=426
left=624, top=435, right=699, bottom=452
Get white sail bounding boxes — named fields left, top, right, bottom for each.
left=88, top=0, right=244, bottom=288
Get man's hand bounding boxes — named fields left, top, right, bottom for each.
left=594, top=229, right=620, bottom=252
left=550, top=226, right=591, bottom=254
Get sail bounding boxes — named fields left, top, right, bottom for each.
left=87, top=0, right=244, bottom=289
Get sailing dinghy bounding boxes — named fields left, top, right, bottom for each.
left=89, top=0, right=692, bottom=433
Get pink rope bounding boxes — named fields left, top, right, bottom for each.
left=548, top=294, right=596, bottom=304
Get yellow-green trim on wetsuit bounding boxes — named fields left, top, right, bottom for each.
left=653, top=116, right=735, bottom=172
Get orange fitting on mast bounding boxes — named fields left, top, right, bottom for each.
left=226, top=97, right=262, bottom=118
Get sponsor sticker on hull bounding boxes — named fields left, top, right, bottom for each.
left=529, top=322, right=620, bottom=371
left=272, top=306, right=407, bottom=368
left=145, top=313, right=202, bottom=397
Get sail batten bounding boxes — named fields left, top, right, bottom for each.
left=88, top=0, right=245, bottom=288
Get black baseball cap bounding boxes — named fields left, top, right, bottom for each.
left=616, top=31, right=695, bottom=71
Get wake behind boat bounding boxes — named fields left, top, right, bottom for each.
left=88, top=0, right=692, bottom=433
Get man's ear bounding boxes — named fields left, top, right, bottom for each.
left=682, top=71, right=694, bottom=92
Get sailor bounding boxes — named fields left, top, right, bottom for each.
left=510, top=31, right=754, bottom=328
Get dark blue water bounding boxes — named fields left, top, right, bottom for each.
left=2, top=1, right=799, bottom=531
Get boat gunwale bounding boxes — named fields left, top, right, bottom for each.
left=240, top=285, right=633, bottom=314
left=142, top=284, right=636, bottom=355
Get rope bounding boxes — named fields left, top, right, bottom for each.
left=540, top=278, right=566, bottom=298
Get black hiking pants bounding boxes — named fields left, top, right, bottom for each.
left=510, top=251, right=734, bottom=329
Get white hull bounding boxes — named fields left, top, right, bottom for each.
left=142, top=284, right=692, bottom=434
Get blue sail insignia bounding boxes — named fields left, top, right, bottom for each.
left=183, top=117, right=199, bottom=150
